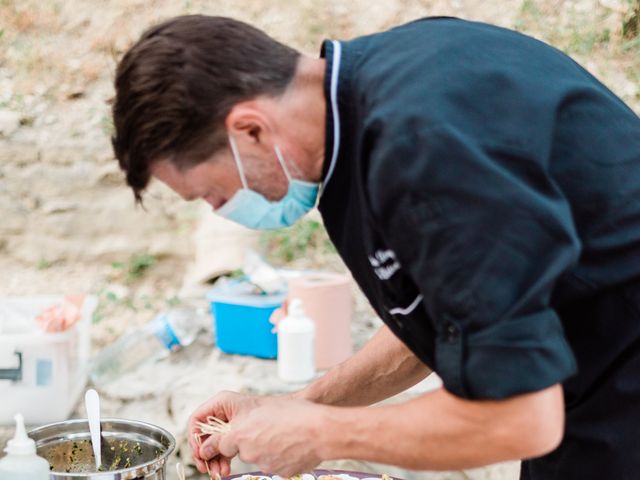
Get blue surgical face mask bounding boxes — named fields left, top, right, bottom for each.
left=215, top=135, right=320, bottom=230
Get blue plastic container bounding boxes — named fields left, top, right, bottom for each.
left=207, top=281, right=286, bottom=359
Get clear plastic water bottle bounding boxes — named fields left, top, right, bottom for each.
left=90, top=308, right=201, bottom=386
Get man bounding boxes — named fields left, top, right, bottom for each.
left=111, top=14, right=640, bottom=480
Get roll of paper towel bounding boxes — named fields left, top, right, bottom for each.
left=287, top=272, right=353, bottom=370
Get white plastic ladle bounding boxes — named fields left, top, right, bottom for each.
left=84, top=388, right=102, bottom=471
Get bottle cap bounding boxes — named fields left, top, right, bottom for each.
left=289, top=298, right=305, bottom=317
left=6, top=413, right=36, bottom=455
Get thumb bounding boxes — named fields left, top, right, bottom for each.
left=199, top=434, right=222, bottom=460
left=218, top=432, right=239, bottom=458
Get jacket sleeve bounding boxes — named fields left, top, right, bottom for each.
left=367, top=126, right=580, bottom=399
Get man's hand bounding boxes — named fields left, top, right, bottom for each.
left=218, top=397, right=325, bottom=477
left=187, top=324, right=430, bottom=475
left=188, top=391, right=264, bottom=475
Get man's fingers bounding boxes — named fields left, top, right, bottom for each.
left=187, top=430, right=199, bottom=456
left=218, top=433, right=239, bottom=458
left=220, top=456, right=232, bottom=477
left=188, top=413, right=206, bottom=454
left=192, top=448, right=230, bottom=476
left=200, top=433, right=229, bottom=460
left=189, top=391, right=235, bottom=426
left=209, top=457, right=220, bottom=476
left=192, top=453, right=208, bottom=474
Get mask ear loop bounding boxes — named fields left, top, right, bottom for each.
left=228, top=135, right=249, bottom=189
left=274, top=145, right=293, bottom=182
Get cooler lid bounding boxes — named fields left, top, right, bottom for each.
left=207, top=279, right=286, bottom=308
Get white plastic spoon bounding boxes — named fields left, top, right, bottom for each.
left=85, top=388, right=102, bottom=471
left=176, top=462, right=186, bottom=480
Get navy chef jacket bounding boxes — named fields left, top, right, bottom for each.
left=317, top=17, right=640, bottom=401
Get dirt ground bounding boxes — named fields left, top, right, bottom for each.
left=1, top=1, right=638, bottom=479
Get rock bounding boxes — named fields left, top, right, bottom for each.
left=598, top=0, right=627, bottom=13
left=42, top=200, right=78, bottom=214
left=0, top=196, right=30, bottom=233
left=103, top=283, right=130, bottom=300
left=39, top=145, right=90, bottom=166
left=0, top=142, right=40, bottom=167
left=96, top=162, right=124, bottom=186
left=181, top=204, right=261, bottom=292
left=9, top=234, right=70, bottom=264
left=0, top=110, right=21, bottom=137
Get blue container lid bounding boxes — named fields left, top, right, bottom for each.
left=207, top=279, right=286, bottom=308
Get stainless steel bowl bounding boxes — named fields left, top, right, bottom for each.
left=29, top=418, right=175, bottom=480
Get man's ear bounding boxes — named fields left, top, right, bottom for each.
left=226, top=101, right=274, bottom=152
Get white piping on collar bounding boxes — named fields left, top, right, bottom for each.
left=319, top=40, right=342, bottom=197
left=388, top=294, right=424, bottom=316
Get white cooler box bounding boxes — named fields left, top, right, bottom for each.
left=0, top=295, right=96, bottom=425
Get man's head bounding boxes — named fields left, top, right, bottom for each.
left=111, top=15, right=302, bottom=204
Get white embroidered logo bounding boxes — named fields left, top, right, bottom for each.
left=368, top=249, right=401, bottom=280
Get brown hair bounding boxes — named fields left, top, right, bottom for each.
left=111, top=15, right=300, bottom=201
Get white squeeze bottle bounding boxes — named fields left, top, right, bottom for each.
left=0, top=414, right=50, bottom=480
left=277, top=298, right=316, bottom=382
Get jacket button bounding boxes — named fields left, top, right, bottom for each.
left=446, top=323, right=459, bottom=342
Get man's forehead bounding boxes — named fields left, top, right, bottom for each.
left=150, top=157, right=227, bottom=201
left=150, top=159, right=194, bottom=198
left=150, top=157, right=180, bottom=176
left=150, top=158, right=175, bottom=176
